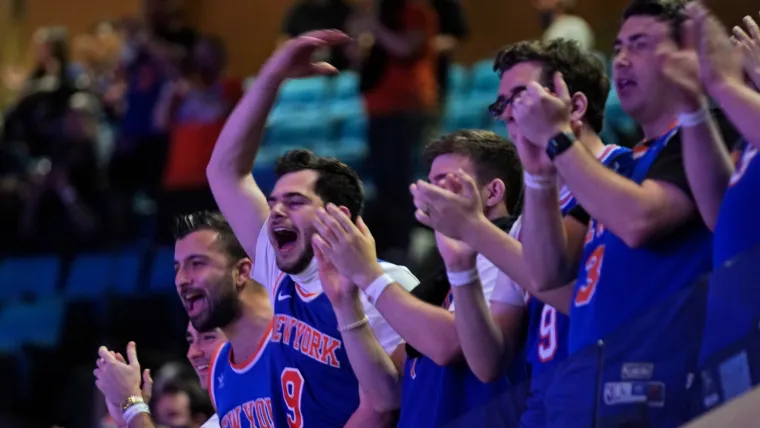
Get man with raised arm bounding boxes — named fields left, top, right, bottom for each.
left=206, top=30, right=418, bottom=427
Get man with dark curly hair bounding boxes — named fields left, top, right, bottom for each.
left=206, top=30, right=419, bottom=427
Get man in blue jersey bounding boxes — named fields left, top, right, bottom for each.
left=207, top=30, right=418, bottom=427
left=509, top=0, right=735, bottom=426
left=411, top=39, right=630, bottom=428
left=315, top=129, right=529, bottom=428
left=660, top=2, right=760, bottom=411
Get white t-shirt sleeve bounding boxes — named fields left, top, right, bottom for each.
left=447, top=254, right=499, bottom=312
left=488, top=217, right=526, bottom=307
left=251, top=219, right=278, bottom=299
left=201, top=414, right=220, bottom=428
left=489, top=270, right=526, bottom=307
left=362, top=262, right=419, bottom=354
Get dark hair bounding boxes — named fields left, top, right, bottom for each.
left=152, top=378, right=215, bottom=421
left=275, top=149, right=364, bottom=220
left=494, top=38, right=609, bottom=133
left=172, top=211, right=248, bottom=263
left=622, top=0, right=688, bottom=45
left=423, top=130, right=523, bottom=215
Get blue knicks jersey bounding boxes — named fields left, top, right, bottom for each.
left=700, top=141, right=760, bottom=365
left=570, top=129, right=712, bottom=352
left=398, top=292, right=528, bottom=428
left=713, top=141, right=760, bottom=267
left=523, top=144, right=629, bottom=377
left=209, top=332, right=274, bottom=428
left=269, top=274, right=359, bottom=428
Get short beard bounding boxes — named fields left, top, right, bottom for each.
left=191, top=286, right=241, bottom=332
left=277, top=245, right=314, bottom=275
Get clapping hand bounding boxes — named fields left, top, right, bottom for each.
left=731, top=11, right=760, bottom=89
left=312, top=204, right=384, bottom=291
left=410, top=170, right=486, bottom=240
left=512, top=72, right=576, bottom=149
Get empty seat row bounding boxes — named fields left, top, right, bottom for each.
left=0, top=247, right=180, bottom=302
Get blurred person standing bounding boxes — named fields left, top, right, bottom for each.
left=280, top=0, right=354, bottom=71
left=431, top=0, right=469, bottom=103
left=351, top=0, right=439, bottom=265
left=154, top=36, right=241, bottom=243
left=108, top=0, right=198, bottom=237
left=532, top=0, right=594, bottom=51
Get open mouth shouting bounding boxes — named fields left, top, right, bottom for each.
left=182, top=288, right=207, bottom=318
left=272, top=226, right=299, bottom=255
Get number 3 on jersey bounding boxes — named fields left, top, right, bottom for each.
left=281, top=368, right=304, bottom=428
left=538, top=305, right=558, bottom=362
left=575, top=245, right=605, bottom=307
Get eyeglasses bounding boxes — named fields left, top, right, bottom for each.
left=488, top=86, right=526, bottom=119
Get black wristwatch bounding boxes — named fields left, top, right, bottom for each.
left=546, top=132, right=576, bottom=161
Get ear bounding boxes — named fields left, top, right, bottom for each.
left=233, top=258, right=253, bottom=290
left=568, top=91, right=588, bottom=124
left=337, top=205, right=352, bottom=220
left=484, top=178, right=506, bottom=209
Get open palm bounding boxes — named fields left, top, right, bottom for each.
left=267, top=30, right=351, bottom=79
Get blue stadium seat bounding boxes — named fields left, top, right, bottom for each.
left=471, top=59, right=499, bottom=94
left=266, top=111, right=334, bottom=149
left=447, top=63, right=470, bottom=96
left=442, top=96, right=489, bottom=133
left=149, top=247, right=176, bottom=291
left=0, top=299, right=65, bottom=348
left=277, top=76, right=329, bottom=106
left=488, top=119, right=509, bottom=139
left=66, top=252, right=141, bottom=298
left=334, top=71, right=360, bottom=100
left=0, top=256, right=60, bottom=300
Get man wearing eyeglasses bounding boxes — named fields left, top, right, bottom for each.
left=413, top=38, right=631, bottom=428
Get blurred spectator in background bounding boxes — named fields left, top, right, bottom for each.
left=151, top=379, right=215, bottom=428
left=1, top=28, right=107, bottom=252
left=279, top=0, right=354, bottom=71
left=351, top=0, right=439, bottom=265
left=431, top=0, right=469, bottom=103
left=532, top=0, right=594, bottom=51
left=154, top=35, right=240, bottom=243
left=108, top=0, right=198, bottom=240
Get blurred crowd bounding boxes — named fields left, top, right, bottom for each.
left=0, top=0, right=238, bottom=255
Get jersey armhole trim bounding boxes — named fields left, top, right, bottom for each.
left=207, top=342, right=226, bottom=410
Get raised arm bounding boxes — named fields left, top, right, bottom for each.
left=207, top=31, right=350, bottom=259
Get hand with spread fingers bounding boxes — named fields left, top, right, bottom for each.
left=312, top=203, right=384, bottom=292
left=263, top=30, right=352, bottom=79
left=410, top=169, right=486, bottom=240
left=658, top=18, right=708, bottom=112
left=731, top=12, right=760, bottom=89
left=685, top=2, right=745, bottom=92
left=511, top=72, right=575, bottom=149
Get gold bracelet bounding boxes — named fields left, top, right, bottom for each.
left=120, top=395, right=145, bottom=412
left=338, top=315, right=369, bottom=333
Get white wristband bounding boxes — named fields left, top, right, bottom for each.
left=447, top=268, right=479, bottom=287
left=524, top=172, right=556, bottom=190
left=678, top=107, right=708, bottom=128
left=364, top=273, right=394, bottom=305
left=123, top=402, right=150, bottom=425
